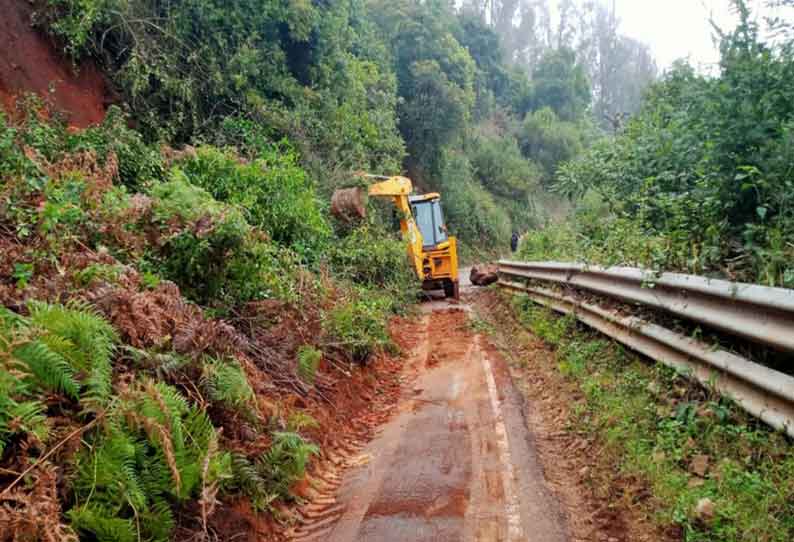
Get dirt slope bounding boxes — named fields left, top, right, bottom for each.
left=0, top=0, right=108, bottom=126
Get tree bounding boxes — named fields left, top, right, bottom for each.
left=368, top=0, right=476, bottom=173
left=531, top=47, right=591, bottom=121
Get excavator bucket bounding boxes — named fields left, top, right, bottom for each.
left=331, top=187, right=367, bottom=222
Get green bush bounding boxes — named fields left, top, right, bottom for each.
left=148, top=174, right=298, bottom=307
left=70, top=107, right=165, bottom=191
left=549, top=9, right=794, bottom=286
left=328, top=224, right=417, bottom=313
left=176, top=145, right=330, bottom=259
left=468, top=132, right=541, bottom=199
left=518, top=107, right=587, bottom=184
left=39, top=174, right=88, bottom=239
left=437, top=149, right=511, bottom=248
left=323, top=297, right=392, bottom=363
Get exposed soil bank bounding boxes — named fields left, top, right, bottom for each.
left=0, top=0, right=108, bottom=126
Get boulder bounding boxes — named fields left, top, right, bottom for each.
left=470, top=264, right=499, bottom=286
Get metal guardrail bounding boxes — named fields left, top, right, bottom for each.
left=498, top=261, right=794, bottom=439
left=498, top=261, right=794, bottom=352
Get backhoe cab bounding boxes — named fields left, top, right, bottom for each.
left=330, top=175, right=460, bottom=299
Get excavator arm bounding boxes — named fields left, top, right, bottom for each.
left=366, top=176, right=425, bottom=280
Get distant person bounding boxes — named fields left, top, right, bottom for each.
left=510, top=231, right=519, bottom=253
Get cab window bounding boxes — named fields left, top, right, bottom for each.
left=412, top=199, right=448, bottom=248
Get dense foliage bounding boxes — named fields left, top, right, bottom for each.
left=32, top=0, right=619, bottom=250
left=523, top=2, right=794, bottom=287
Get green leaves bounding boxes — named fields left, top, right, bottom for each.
left=13, top=340, right=81, bottom=399
left=2, top=301, right=118, bottom=410
left=70, top=381, right=230, bottom=542
left=176, top=145, right=330, bottom=257
left=322, top=297, right=392, bottom=363
left=296, top=346, right=322, bottom=386
left=201, top=358, right=255, bottom=409
left=547, top=5, right=794, bottom=286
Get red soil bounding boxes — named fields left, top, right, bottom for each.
left=0, top=0, right=109, bottom=127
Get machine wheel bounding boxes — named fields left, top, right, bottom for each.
left=443, top=279, right=460, bottom=300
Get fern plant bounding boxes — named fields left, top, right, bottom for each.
left=69, top=380, right=231, bottom=542
left=296, top=345, right=321, bottom=385
left=227, top=432, right=319, bottom=510
left=258, top=432, right=319, bottom=500
left=0, top=309, right=49, bottom=455
left=229, top=453, right=278, bottom=511
left=201, top=358, right=255, bottom=409
left=0, top=368, right=49, bottom=456
left=28, top=300, right=118, bottom=409
left=2, top=301, right=118, bottom=411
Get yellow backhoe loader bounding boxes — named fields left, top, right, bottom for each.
left=331, top=175, right=460, bottom=299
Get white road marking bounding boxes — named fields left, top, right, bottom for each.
left=479, top=337, right=525, bottom=542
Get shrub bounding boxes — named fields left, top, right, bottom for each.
left=148, top=174, right=298, bottom=307
left=323, top=297, right=391, bottom=363
left=518, top=107, right=586, bottom=183
left=38, top=174, right=88, bottom=239
left=176, top=145, right=330, bottom=259
left=328, top=224, right=417, bottom=313
left=149, top=171, right=225, bottom=224
left=469, top=132, right=541, bottom=199
left=437, top=149, right=511, bottom=248
left=70, top=107, right=165, bottom=191
left=548, top=10, right=794, bottom=286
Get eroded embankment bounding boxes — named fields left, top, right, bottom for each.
left=0, top=0, right=109, bottom=126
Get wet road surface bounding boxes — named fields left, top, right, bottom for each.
left=289, top=294, right=570, bottom=542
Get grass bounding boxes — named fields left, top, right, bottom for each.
left=507, top=293, right=794, bottom=542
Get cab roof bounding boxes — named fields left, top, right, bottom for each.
left=408, top=193, right=441, bottom=203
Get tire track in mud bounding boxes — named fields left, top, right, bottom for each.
left=288, top=303, right=570, bottom=542
left=285, top=317, right=431, bottom=542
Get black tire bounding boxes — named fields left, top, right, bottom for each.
left=443, top=279, right=459, bottom=299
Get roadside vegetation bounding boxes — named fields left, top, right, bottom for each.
left=502, top=293, right=794, bottom=542
left=520, top=1, right=794, bottom=287
left=0, top=102, right=414, bottom=541
left=2, top=0, right=792, bottom=540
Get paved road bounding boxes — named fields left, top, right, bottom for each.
left=289, top=293, right=569, bottom=542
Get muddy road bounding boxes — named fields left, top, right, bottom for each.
left=287, top=286, right=572, bottom=542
